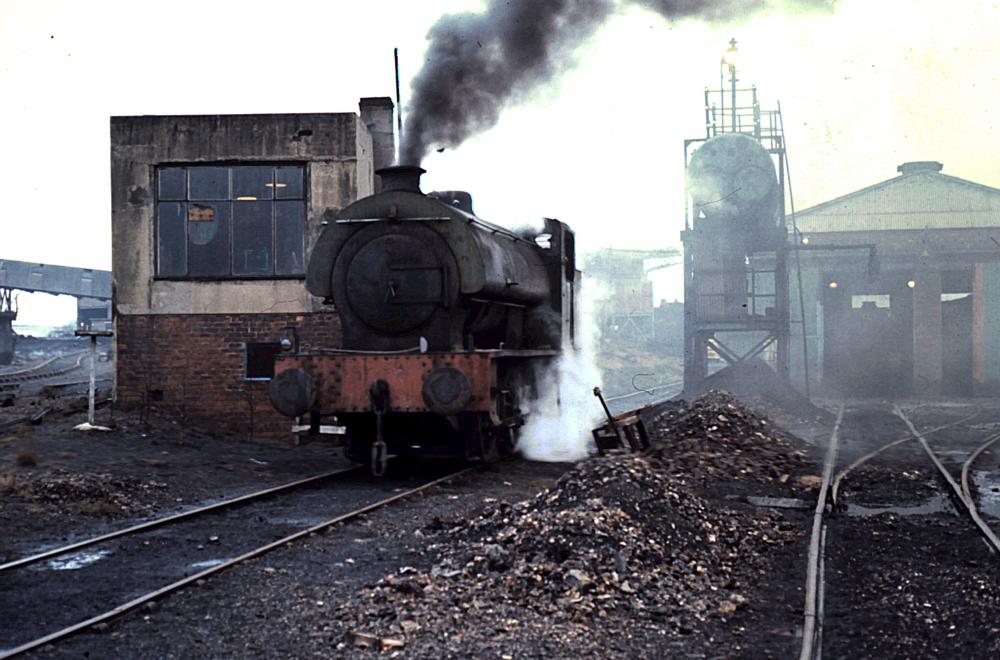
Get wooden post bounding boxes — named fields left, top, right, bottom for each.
left=74, top=329, right=113, bottom=425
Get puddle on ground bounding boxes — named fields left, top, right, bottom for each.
left=189, top=558, right=226, bottom=569
left=845, top=493, right=953, bottom=517
left=972, top=470, right=1000, bottom=520
left=934, top=449, right=971, bottom=462
left=266, top=517, right=329, bottom=527
left=45, top=549, right=111, bottom=570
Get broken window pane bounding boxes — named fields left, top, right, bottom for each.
left=275, top=166, right=304, bottom=199
left=156, top=164, right=304, bottom=278
left=233, top=166, right=274, bottom=201
left=275, top=201, right=305, bottom=275
left=188, top=202, right=230, bottom=276
left=189, top=167, right=230, bottom=200
left=157, top=202, right=187, bottom=276
left=233, top=201, right=273, bottom=275
left=158, top=169, right=186, bottom=200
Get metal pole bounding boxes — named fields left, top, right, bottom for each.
left=719, top=60, right=725, bottom=131
left=88, top=335, right=97, bottom=425
left=777, top=101, right=811, bottom=399
left=394, top=48, right=403, bottom=145
left=730, top=63, right=737, bottom=131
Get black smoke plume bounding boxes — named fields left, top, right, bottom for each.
left=400, top=0, right=833, bottom=165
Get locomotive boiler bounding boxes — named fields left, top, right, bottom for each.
left=268, top=165, right=577, bottom=472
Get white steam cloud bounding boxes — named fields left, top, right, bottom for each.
left=518, top=280, right=607, bottom=462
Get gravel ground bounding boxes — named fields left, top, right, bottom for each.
left=825, top=506, right=1000, bottom=658
left=10, top=371, right=998, bottom=659
left=1, top=391, right=821, bottom=658
left=28, top=461, right=571, bottom=659
left=823, top=402, right=1000, bottom=659
left=0, top=409, right=350, bottom=561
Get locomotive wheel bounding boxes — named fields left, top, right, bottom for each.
left=497, top=424, right=518, bottom=457
left=461, top=413, right=500, bottom=463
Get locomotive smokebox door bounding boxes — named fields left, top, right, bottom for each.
left=422, top=366, right=472, bottom=415
left=268, top=368, right=316, bottom=417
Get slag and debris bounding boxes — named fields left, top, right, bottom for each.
left=336, top=392, right=812, bottom=656
left=6, top=471, right=168, bottom=516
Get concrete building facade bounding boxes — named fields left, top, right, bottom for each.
left=788, top=161, right=1000, bottom=396
left=110, top=99, right=394, bottom=435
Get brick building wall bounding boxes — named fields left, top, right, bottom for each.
left=110, top=102, right=395, bottom=439
left=116, top=312, right=341, bottom=437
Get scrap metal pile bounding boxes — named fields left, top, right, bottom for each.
left=336, top=392, right=812, bottom=656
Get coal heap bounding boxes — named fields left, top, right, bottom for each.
left=646, top=390, right=811, bottom=488
left=690, top=357, right=829, bottom=422
left=335, top=392, right=810, bottom=656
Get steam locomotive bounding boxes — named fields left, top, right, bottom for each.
left=268, top=165, right=577, bottom=472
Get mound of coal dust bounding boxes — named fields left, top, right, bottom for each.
left=646, top=390, right=812, bottom=490
left=10, top=471, right=168, bottom=516
left=690, top=357, right=829, bottom=423
left=333, top=452, right=800, bottom=656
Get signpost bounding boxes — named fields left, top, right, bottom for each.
left=74, top=329, right=113, bottom=426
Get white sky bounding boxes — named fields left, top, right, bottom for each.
left=1, top=0, right=998, bottom=325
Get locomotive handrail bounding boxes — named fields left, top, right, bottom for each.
left=309, top=345, right=427, bottom=355
left=335, top=216, right=452, bottom=223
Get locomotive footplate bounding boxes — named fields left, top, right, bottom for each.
left=274, top=350, right=557, bottom=416
left=270, top=349, right=557, bottom=463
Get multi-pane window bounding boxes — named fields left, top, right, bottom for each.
left=156, top=165, right=305, bottom=278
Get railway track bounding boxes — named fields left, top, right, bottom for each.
left=0, top=464, right=475, bottom=658
left=0, top=350, right=111, bottom=431
left=0, top=351, right=88, bottom=385
left=604, top=380, right=683, bottom=415
left=799, top=402, right=1000, bottom=660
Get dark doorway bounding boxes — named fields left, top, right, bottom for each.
left=941, top=294, right=973, bottom=395
left=823, top=282, right=912, bottom=397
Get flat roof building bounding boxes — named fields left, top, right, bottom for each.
left=110, top=98, right=394, bottom=436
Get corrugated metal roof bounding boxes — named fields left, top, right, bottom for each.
left=791, top=170, right=1000, bottom=233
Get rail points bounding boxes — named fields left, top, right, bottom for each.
left=799, top=402, right=1000, bottom=660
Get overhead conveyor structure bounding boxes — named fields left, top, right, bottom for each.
left=0, top=260, right=112, bottom=365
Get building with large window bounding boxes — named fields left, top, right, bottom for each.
left=111, top=98, right=394, bottom=435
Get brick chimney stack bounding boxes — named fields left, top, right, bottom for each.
left=360, top=97, right=396, bottom=192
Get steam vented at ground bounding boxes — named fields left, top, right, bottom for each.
left=518, top=283, right=606, bottom=462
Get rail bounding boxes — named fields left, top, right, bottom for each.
left=0, top=466, right=476, bottom=658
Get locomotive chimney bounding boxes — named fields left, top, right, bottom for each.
left=376, top=165, right=426, bottom=193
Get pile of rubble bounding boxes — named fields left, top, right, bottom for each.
left=334, top=393, right=809, bottom=656
left=7, top=471, right=168, bottom=516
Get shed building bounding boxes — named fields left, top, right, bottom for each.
left=788, top=161, right=1000, bottom=396
left=110, top=98, right=394, bottom=435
